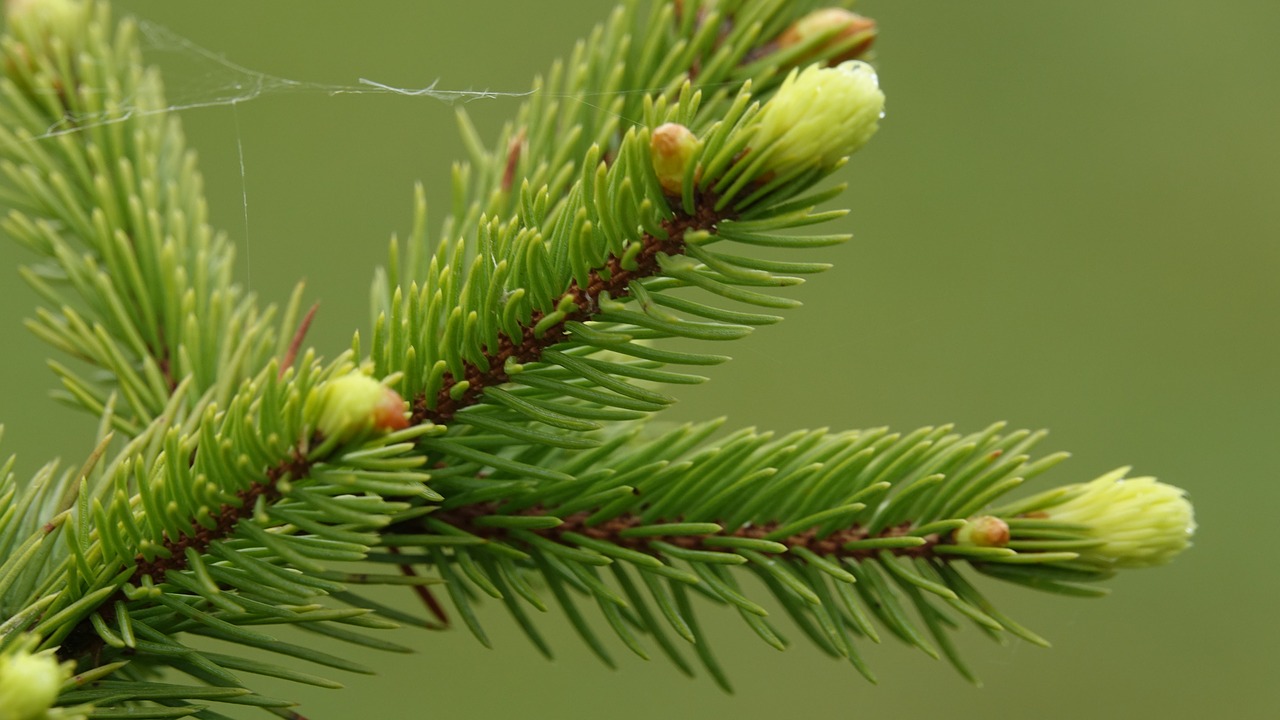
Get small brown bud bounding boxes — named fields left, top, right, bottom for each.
left=955, top=515, right=1011, bottom=547
left=650, top=122, right=701, bottom=196
left=316, top=374, right=409, bottom=441
left=778, top=8, right=878, bottom=66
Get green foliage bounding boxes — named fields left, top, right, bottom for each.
left=0, top=0, right=1193, bottom=717
left=393, top=420, right=1088, bottom=688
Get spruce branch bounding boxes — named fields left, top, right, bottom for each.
left=0, top=1, right=1198, bottom=717
left=426, top=500, right=949, bottom=563
left=414, top=192, right=720, bottom=426
left=381, top=1, right=884, bottom=440
left=384, top=420, right=1186, bottom=688
left=376, top=59, right=885, bottom=491
left=433, top=0, right=879, bottom=254
left=40, top=356, right=425, bottom=631
left=0, top=0, right=291, bottom=436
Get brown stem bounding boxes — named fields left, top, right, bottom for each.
left=413, top=196, right=726, bottom=425
left=57, top=447, right=313, bottom=661
left=279, top=302, right=320, bottom=379
left=130, top=449, right=311, bottom=582
left=500, top=129, right=527, bottom=194
left=427, top=502, right=944, bottom=563
left=389, top=546, right=450, bottom=627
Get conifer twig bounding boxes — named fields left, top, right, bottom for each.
left=415, top=194, right=724, bottom=424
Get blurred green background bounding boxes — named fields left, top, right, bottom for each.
left=2, top=1, right=1277, bottom=718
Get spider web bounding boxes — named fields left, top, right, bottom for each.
left=23, top=17, right=622, bottom=291
left=17, top=13, right=716, bottom=294
left=36, top=20, right=536, bottom=140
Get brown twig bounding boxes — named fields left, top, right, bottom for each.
left=279, top=302, right=320, bottom=378
left=413, top=196, right=724, bottom=425
left=501, top=128, right=527, bottom=194
left=389, top=546, right=450, bottom=627
left=427, top=502, right=943, bottom=562
left=57, top=447, right=313, bottom=661
left=130, top=449, right=311, bottom=582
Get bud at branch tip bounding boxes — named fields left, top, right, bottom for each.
left=1041, top=468, right=1195, bottom=569
left=0, top=641, right=72, bottom=720
left=315, top=373, right=409, bottom=442
left=753, top=60, right=885, bottom=173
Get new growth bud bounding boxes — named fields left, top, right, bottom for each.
left=650, top=122, right=702, bottom=195
left=955, top=515, right=1010, bottom=547
left=753, top=60, right=885, bottom=172
left=1043, top=468, right=1195, bottom=569
left=3, top=0, right=84, bottom=84
left=0, top=645, right=68, bottom=720
left=778, top=8, right=878, bottom=66
left=4, top=0, right=81, bottom=36
left=315, top=374, right=409, bottom=442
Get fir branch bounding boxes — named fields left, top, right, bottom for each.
left=0, top=1, right=1197, bottom=716
left=416, top=193, right=722, bottom=425
left=56, top=442, right=312, bottom=660
left=385, top=420, right=1189, bottom=689
left=128, top=447, right=310, bottom=584
left=0, top=0, right=288, bottom=434
left=45, top=359, right=433, bottom=684
left=440, top=0, right=877, bottom=249
left=428, top=501, right=946, bottom=562
left=376, top=1, right=888, bottom=478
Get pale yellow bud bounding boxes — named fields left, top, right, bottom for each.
left=753, top=60, right=885, bottom=172
left=4, top=0, right=81, bottom=35
left=315, top=374, right=409, bottom=441
left=1043, top=468, right=1195, bottom=568
left=650, top=122, right=701, bottom=195
left=0, top=646, right=67, bottom=720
